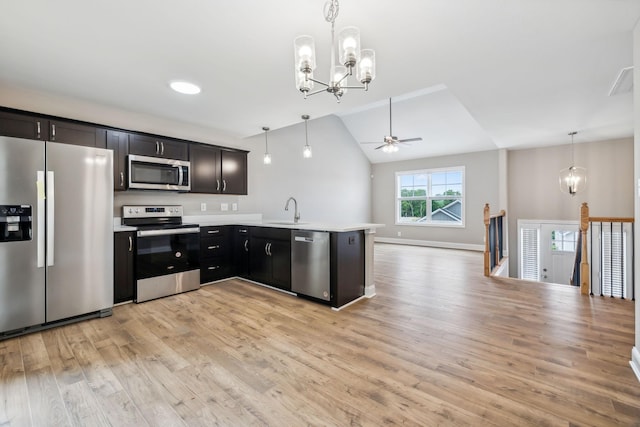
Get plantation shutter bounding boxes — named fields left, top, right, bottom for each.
left=520, top=227, right=539, bottom=281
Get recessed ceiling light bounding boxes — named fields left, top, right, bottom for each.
left=170, top=81, right=201, bottom=95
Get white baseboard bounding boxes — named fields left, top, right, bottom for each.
left=374, top=237, right=484, bottom=252
left=631, top=347, right=640, bottom=383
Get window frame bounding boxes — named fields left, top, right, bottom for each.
left=395, top=166, right=465, bottom=228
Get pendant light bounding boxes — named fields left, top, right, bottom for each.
left=262, top=126, right=272, bottom=165
left=559, top=131, right=586, bottom=195
left=302, top=115, right=312, bottom=158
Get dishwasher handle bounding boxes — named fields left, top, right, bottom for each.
left=294, top=236, right=315, bottom=243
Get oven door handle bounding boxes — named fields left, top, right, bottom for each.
left=137, top=227, right=200, bottom=237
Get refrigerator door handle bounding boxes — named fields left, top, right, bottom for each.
left=37, top=171, right=46, bottom=268
left=46, top=171, right=55, bottom=266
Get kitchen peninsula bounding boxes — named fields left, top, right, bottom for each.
left=115, top=213, right=383, bottom=309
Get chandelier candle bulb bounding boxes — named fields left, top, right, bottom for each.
left=338, top=26, right=361, bottom=67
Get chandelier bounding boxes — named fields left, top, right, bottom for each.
left=559, top=131, right=586, bottom=195
left=294, top=0, right=376, bottom=102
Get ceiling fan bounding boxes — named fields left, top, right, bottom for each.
left=360, top=98, right=423, bottom=152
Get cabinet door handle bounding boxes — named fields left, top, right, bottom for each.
left=207, top=230, right=220, bottom=234
left=155, top=141, right=160, bottom=154
left=207, top=245, right=220, bottom=250
left=36, top=121, right=41, bottom=138
left=267, top=242, right=272, bottom=256
left=264, top=243, right=269, bottom=256
left=239, top=229, right=247, bottom=234
left=216, top=179, right=220, bottom=192
left=51, top=123, right=56, bottom=140
left=222, top=180, right=226, bottom=192
left=128, top=235, right=133, bottom=252
left=120, top=172, right=124, bottom=188
left=208, top=266, right=220, bottom=270
left=161, top=142, right=165, bottom=156
left=244, top=239, right=248, bottom=252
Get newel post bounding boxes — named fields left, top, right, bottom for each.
left=580, top=202, right=590, bottom=295
left=483, top=203, right=490, bottom=277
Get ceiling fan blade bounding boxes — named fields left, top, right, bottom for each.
left=360, top=141, right=383, bottom=144
left=398, top=137, right=423, bottom=143
left=374, top=144, right=387, bottom=150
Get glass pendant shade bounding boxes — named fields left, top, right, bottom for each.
left=294, top=36, right=316, bottom=73
left=358, top=49, right=376, bottom=84
left=296, top=70, right=314, bottom=92
left=262, top=126, right=271, bottom=165
left=338, top=26, right=361, bottom=68
left=302, top=115, right=312, bottom=158
left=303, top=145, right=312, bottom=158
left=559, top=166, right=586, bottom=195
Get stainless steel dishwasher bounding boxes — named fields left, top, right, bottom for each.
left=291, top=230, right=331, bottom=301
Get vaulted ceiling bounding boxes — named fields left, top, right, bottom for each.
left=1, top=0, right=638, bottom=163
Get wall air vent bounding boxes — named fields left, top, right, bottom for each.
left=608, top=66, right=633, bottom=96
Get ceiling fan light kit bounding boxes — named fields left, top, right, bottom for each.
left=294, top=0, right=376, bottom=102
left=360, top=98, right=423, bottom=153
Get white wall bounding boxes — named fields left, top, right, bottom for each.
left=507, top=137, right=634, bottom=277
left=243, top=115, right=372, bottom=223
left=0, top=85, right=372, bottom=223
left=371, top=149, right=500, bottom=248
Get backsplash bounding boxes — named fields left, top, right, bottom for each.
left=113, top=191, right=255, bottom=217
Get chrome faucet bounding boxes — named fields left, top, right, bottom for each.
left=284, top=197, right=300, bottom=223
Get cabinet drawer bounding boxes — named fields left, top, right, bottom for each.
left=200, top=236, right=230, bottom=258
left=200, top=226, right=228, bottom=237
left=201, top=259, right=232, bottom=283
left=250, top=226, right=291, bottom=241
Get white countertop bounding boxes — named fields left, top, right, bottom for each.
left=114, top=214, right=384, bottom=233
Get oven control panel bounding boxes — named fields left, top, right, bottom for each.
left=123, top=205, right=183, bottom=219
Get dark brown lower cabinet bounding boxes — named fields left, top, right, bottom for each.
left=249, top=228, right=291, bottom=291
left=200, top=226, right=233, bottom=283
left=330, top=231, right=365, bottom=307
left=114, top=231, right=135, bottom=304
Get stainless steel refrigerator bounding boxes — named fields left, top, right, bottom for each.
left=0, top=136, right=113, bottom=335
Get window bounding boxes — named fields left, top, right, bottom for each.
left=396, top=167, right=464, bottom=226
left=550, top=230, right=578, bottom=252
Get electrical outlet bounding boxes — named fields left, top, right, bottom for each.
left=200, top=203, right=206, bottom=212
left=221, top=203, right=229, bottom=211
left=397, top=231, right=402, bottom=237
left=232, top=203, right=238, bottom=211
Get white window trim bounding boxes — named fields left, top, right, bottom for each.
left=395, top=166, right=465, bottom=228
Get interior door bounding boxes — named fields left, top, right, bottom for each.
left=539, top=223, right=579, bottom=285
left=45, top=142, right=113, bottom=322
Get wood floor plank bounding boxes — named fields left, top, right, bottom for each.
left=1, top=243, right=638, bottom=426
left=0, top=338, right=31, bottom=427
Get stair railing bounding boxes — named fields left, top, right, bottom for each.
left=484, top=203, right=507, bottom=276
left=578, top=202, right=634, bottom=299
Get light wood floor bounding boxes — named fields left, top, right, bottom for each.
left=1, top=243, right=639, bottom=426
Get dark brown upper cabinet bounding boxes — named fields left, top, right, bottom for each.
left=0, top=111, right=106, bottom=148
left=106, top=130, right=130, bottom=191
left=0, top=110, right=49, bottom=140
left=129, top=134, right=188, bottom=160
left=49, top=120, right=106, bottom=148
left=190, top=143, right=247, bottom=195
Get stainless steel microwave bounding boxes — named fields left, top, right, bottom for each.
left=128, top=155, right=191, bottom=191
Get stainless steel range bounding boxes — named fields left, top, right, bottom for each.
left=122, top=205, right=200, bottom=302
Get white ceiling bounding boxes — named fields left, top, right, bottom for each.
left=0, top=0, right=638, bottom=164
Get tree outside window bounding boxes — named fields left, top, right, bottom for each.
left=396, top=167, right=464, bottom=226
